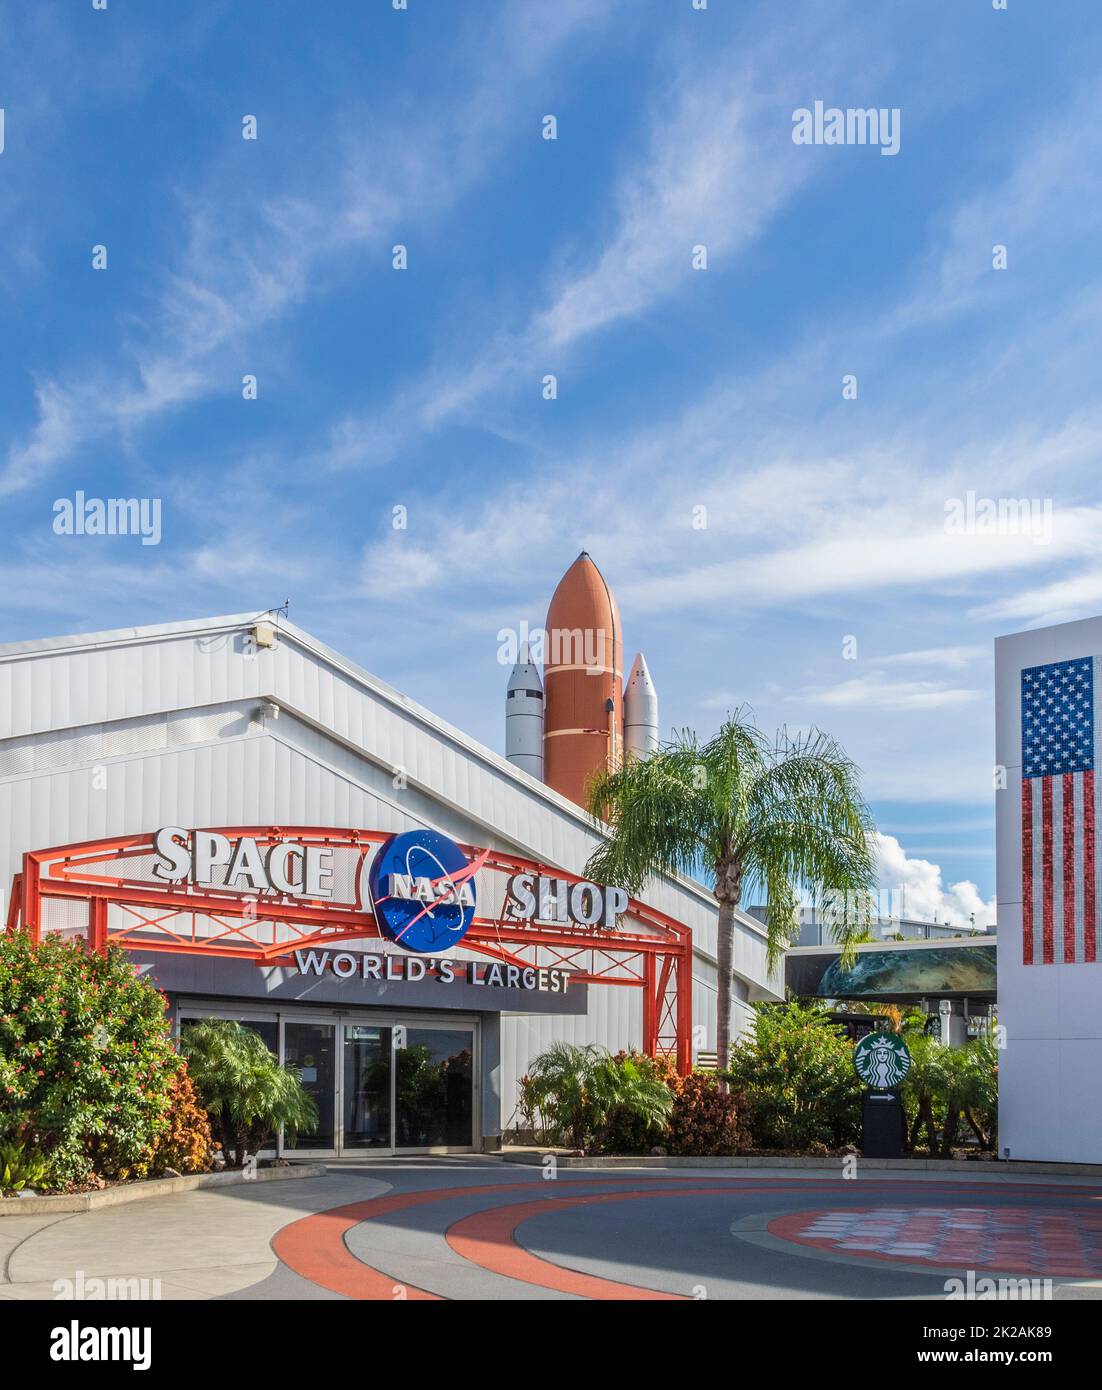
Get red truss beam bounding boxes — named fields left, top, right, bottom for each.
left=8, top=827, right=693, bottom=1073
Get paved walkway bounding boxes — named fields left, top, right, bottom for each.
left=4, top=1159, right=1102, bottom=1301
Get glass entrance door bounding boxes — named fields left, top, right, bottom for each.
left=282, top=1021, right=337, bottom=1152
left=343, top=1025, right=392, bottom=1149
left=273, top=1016, right=476, bottom=1155
left=394, top=1026, right=475, bottom=1150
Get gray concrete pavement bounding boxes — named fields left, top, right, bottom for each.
left=2, top=1159, right=1100, bottom=1301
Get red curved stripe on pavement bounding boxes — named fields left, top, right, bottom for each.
left=273, top=1202, right=440, bottom=1301
left=445, top=1188, right=752, bottom=1298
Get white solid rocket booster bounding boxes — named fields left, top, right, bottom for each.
left=623, top=651, right=659, bottom=760
left=505, top=643, right=545, bottom=779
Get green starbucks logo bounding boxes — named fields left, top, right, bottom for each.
left=853, top=1032, right=911, bottom=1090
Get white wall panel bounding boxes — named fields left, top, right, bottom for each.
left=995, top=615, right=1102, bottom=1162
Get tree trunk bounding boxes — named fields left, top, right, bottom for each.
left=715, top=898, right=736, bottom=1074
left=916, top=1098, right=937, bottom=1153
left=941, top=1108, right=959, bottom=1158
left=247, top=1123, right=271, bottom=1161
left=216, top=1116, right=234, bottom=1166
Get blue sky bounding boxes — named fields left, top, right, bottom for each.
left=2, top=0, right=1100, bottom=924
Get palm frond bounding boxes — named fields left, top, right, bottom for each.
left=739, top=727, right=876, bottom=966
left=583, top=712, right=874, bottom=1013
left=584, top=737, right=712, bottom=892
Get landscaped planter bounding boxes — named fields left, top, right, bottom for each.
left=0, top=1161, right=328, bottom=1216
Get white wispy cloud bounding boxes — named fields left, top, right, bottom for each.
left=535, top=58, right=811, bottom=348
left=318, top=3, right=868, bottom=472
left=2, top=383, right=82, bottom=496
left=972, top=570, right=1102, bottom=627
left=1, top=0, right=624, bottom=495
left=877, top=645, right=989, bottom=671
left=887, top=79, right=1102, bottom=335
left=347, top=52, right=1102, bottom=630
left=618, top=460, right=1102, bottom=614
left=791, top=675, right=983, bottom=713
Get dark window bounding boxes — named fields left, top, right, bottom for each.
left=282, top=1022, right=337, bottom=1149
left=394, top=1028, right=474, bottom=1148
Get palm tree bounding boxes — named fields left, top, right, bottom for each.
left=956, top=1027, right=999, bottom=1152
left=526, top=1042, right=589, bottom=1150
left=585, top=713, right=876, bottom=1072
left=180, top=1019, right=318, bottom=1166
left=525, top=1042, right=673, bottom=1151
left=899, top=1029, right=949, bottom=1153
left=587, top=1049, right=674, bottom=1147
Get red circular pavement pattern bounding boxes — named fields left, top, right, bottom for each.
left=272, top=1179, right=1102, bottom=1299
left=274, top=1178, right=734, bottom=1300
left=769, top=1206, right=1102, bottom=1278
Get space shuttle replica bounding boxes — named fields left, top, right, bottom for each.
left=505, top=552, right=659, bottom=808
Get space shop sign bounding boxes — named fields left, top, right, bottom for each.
left=150, top=828, right=629, bottom=929
left=291, top=948, right=572, bottom=994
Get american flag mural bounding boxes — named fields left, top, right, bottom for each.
left=1021, top=656, right=1098, bottom=965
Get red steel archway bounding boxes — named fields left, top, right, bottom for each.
left=6, top=826, right=692, bottom=1073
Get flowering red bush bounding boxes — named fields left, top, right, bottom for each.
left=0, top=931, right=182, bottom=1189
left=665, top=1073, right=749, bottom=1156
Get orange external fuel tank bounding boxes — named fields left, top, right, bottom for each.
left=543, top=552, right=623, bottom=808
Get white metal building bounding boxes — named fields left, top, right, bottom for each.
left=995, top=614, right=1102, bottom=1164
left=0, top=612, right=780, bottom=1154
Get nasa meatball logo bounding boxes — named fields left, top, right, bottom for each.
left=369, top=829, right=486, bottom=954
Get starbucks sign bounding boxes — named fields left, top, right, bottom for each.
left=853, top=1032, right=912, bottom=1091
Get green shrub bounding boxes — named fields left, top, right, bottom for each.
left=0, top=931, right=182, bottom=1189
left=515, top=1074, right=548, bottom=1143
left=899, top=1029, right=948, bottom=1153
left=0, top=1137, right=49, bottom=1193
left=666, top=1073, right=748, bottom=1156
left=955, top=1027, right=998, bottom=1152
left=521, top=1047, right=751, bottom=1155
left=523, top=1043, right=673, bottom=1153
left=900, top=1023, right=999, bottom=1156
left=593, top=1051, right=678, bottom=1154
left=180, top=1019, right=317, bottom=1166
left=724, top=1001, right=862, bottom=1151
